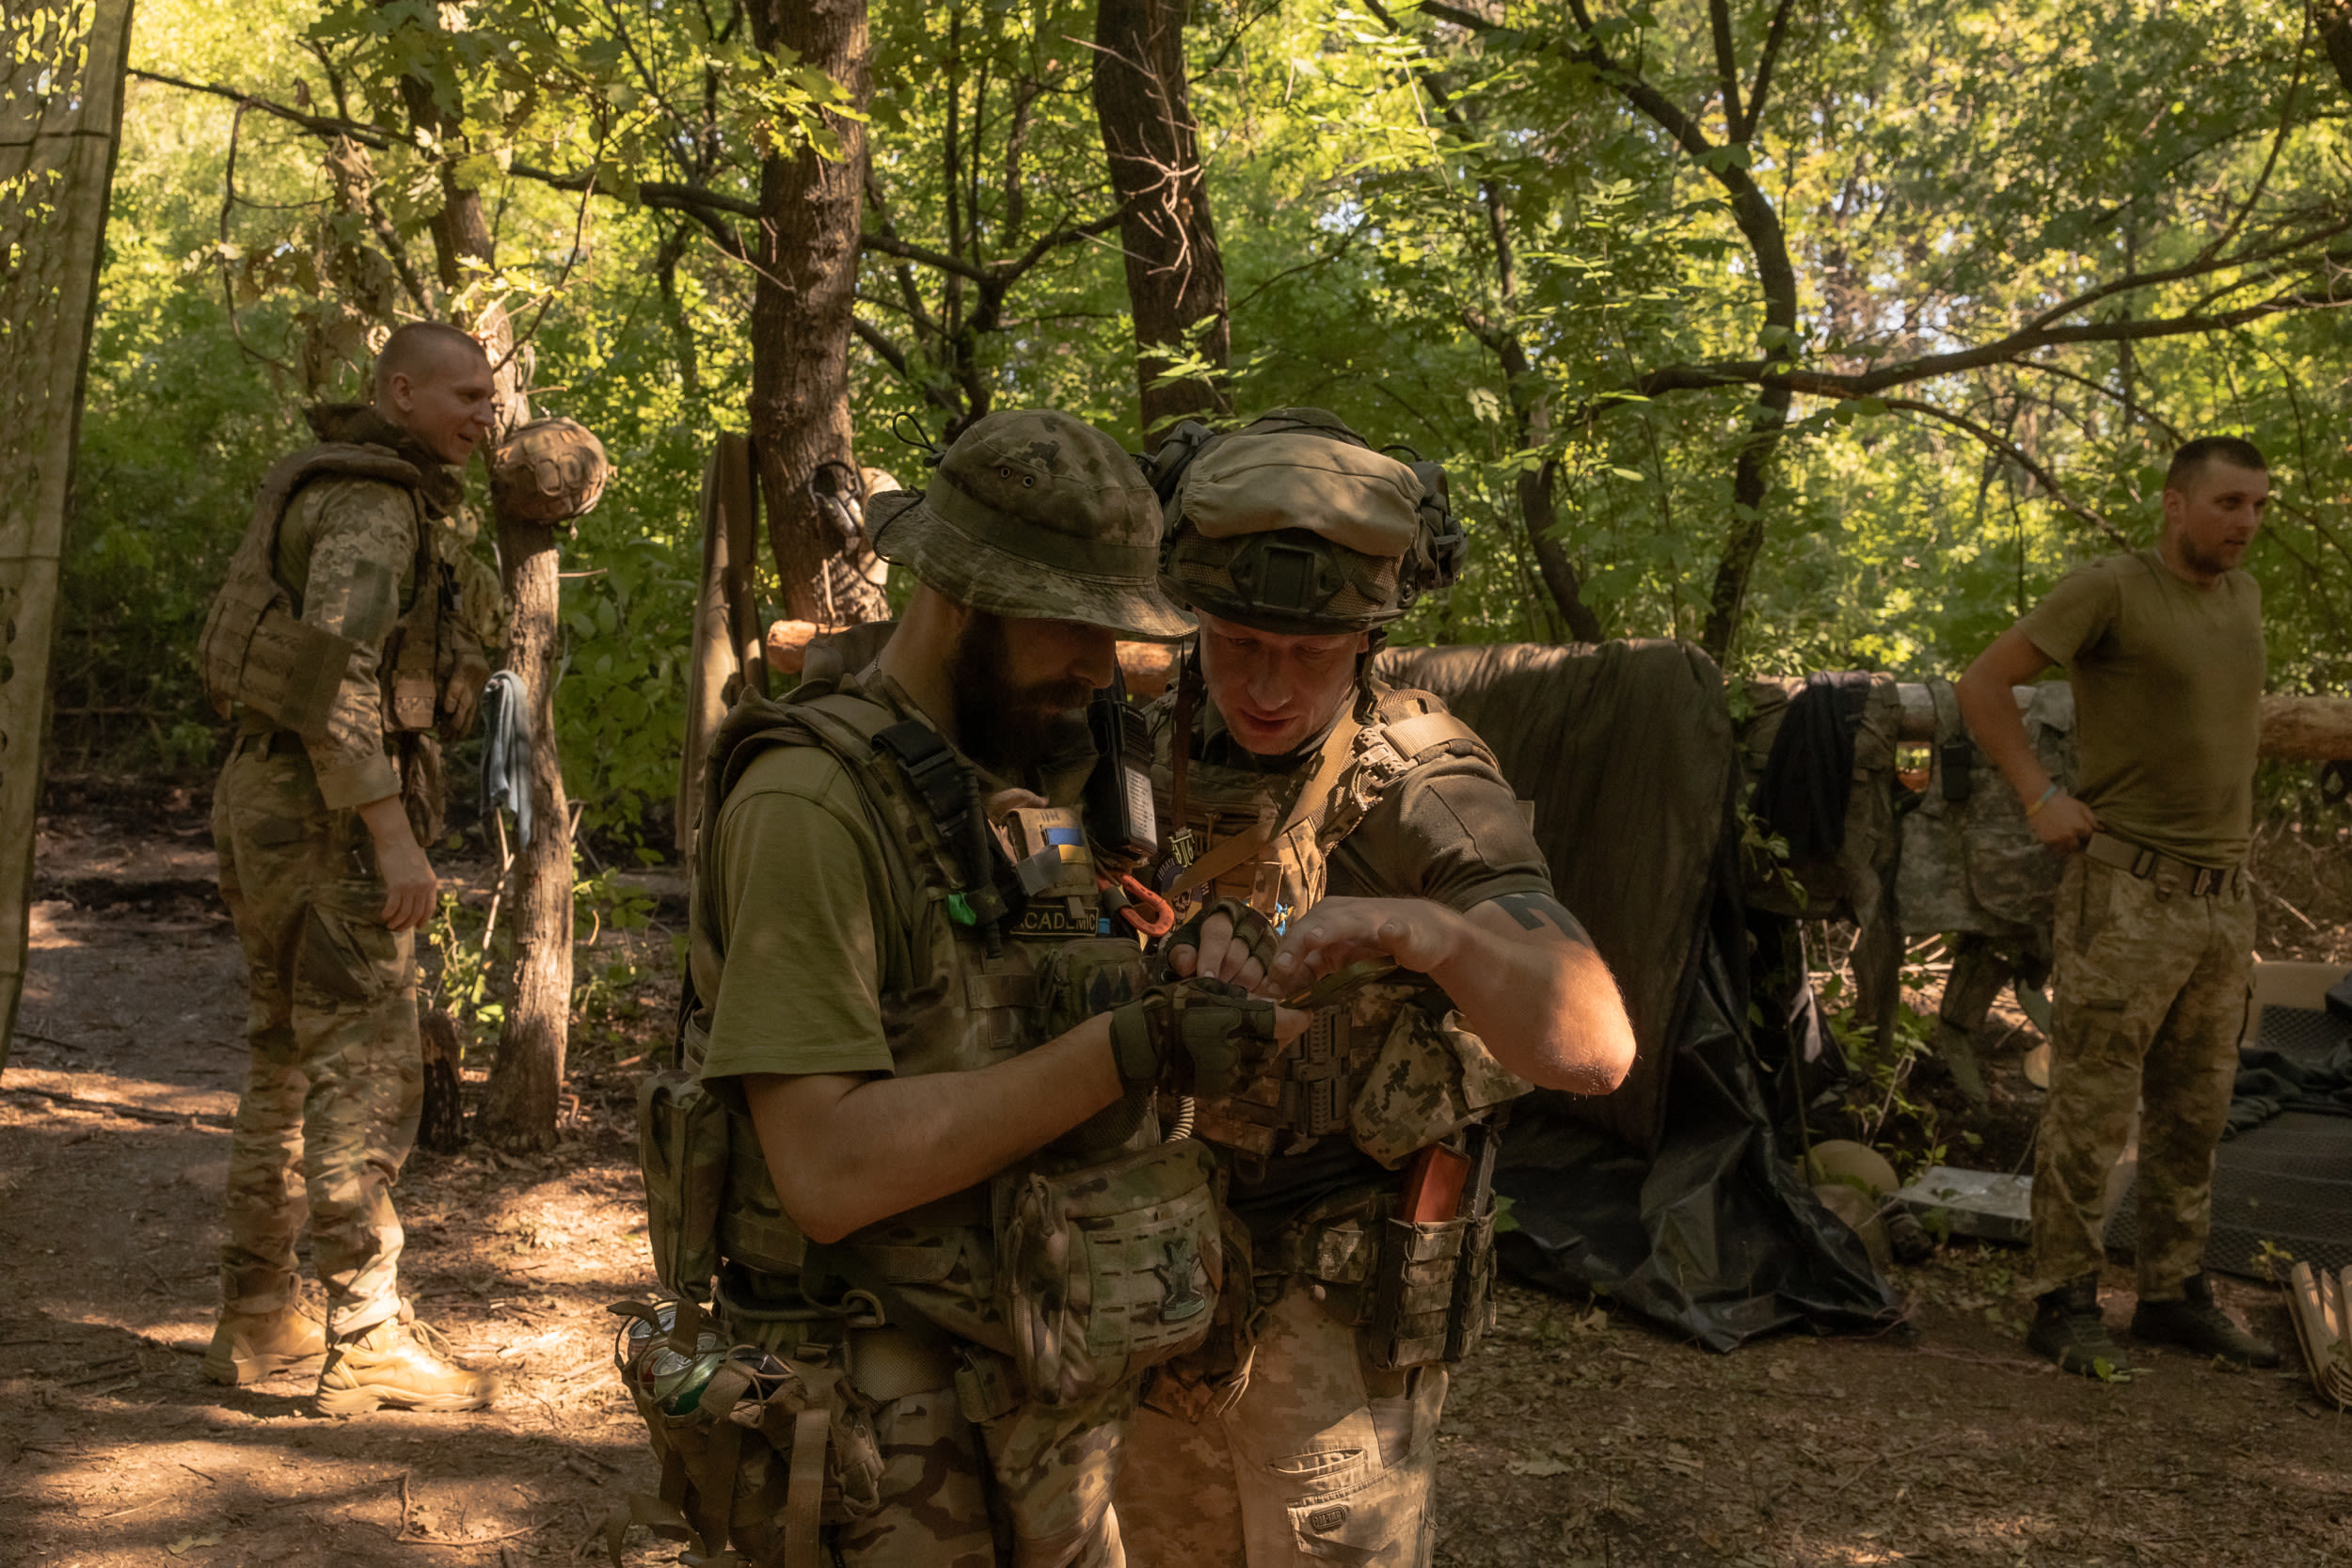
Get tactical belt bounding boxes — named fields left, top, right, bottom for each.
left=2084, top=831, right=2240, bottom=897
left=230, top=727, right=307, bottom=760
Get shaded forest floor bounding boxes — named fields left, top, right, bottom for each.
left=3, top=788, right=2349, bottom=1567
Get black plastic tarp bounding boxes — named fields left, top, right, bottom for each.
left=1375, top=640, right=1902, bottom=1351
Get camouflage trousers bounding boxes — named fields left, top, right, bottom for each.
left=1118, top=1280, right=1446, bottom=1568
left=2028, top=851, right=2254, bottom=1301
left=723, top=1307, right=1135, bottom=1568
left=212, top=736, right=421, bottom=1338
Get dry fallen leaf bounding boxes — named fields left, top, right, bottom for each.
left=166, top=1534, right=223, bottom=1557
left=1507, top=1454, right=1575, bottom=1477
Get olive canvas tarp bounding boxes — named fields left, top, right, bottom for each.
left=1375, top=641, right=1902, bottom=1350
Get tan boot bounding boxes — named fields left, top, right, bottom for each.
left=201, top=1304, right=326, bottom=1386
left=315, top=1319, right=497, bottom=1415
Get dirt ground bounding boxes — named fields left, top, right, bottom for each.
left=5, top=795, right=2349, bottom=1567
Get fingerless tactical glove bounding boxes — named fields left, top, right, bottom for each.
left=1158, top=896, right=1280, bottom=983
left=1109, top=977, right=1280, bottom=1098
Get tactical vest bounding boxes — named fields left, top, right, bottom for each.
left=661, top=669, right=1226, bottom=1401
left=198, top=439, right=474, bottom=747
left=1147, top=674, right=1531, bottom=1164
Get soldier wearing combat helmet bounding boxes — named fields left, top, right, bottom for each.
left=624, top=409, right=1309, bottom=1568
left=1116, top=409, right=1636, bottom=1567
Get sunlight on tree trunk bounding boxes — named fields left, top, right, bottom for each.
left=483, top=505, right=573, bottom=1151
left=747, top=0, right=885, bottom=626
left=1093, top=0, right=1232, bottom=447
left=0, top=0, right=135, bottom=1074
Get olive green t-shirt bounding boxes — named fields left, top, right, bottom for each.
left=694, top=741, right=898, bottom=1084
left=2016, top=547, right=2264, bottom=866
left=691, top=676, right=1098, bottom=1085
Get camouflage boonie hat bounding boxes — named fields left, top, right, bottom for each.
left=489, top=417, right=611, bottom=523
left=866, top=409, right=1193, bottom=641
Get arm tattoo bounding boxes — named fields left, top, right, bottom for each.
left=1490, top=891, right=1595, bottom=949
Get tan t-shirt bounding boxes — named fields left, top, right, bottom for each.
left=2017, top=547, right=2264, bottom=865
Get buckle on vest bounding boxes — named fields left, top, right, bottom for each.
left=873, top=720, right=967, bottom=821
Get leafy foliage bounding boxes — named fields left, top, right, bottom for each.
left=67, top=0, right=2352, bottom=835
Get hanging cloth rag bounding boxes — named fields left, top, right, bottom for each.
left=480, top=669, right=533, bottom=849
left=1751, top=671, right=1874, bottom=863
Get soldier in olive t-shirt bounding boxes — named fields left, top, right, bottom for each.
left=1956, top=436, right=2278, bottom=1379
left=2016, top=547, right=2264, bottom=867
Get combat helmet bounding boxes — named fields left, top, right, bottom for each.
left=490, top=417, right=612, bottom=523
left=1146, top=407, right=1467, bottom=637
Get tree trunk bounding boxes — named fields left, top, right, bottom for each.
left=375, top=10, right=567, bottom=1148
left=745, top=0, right=884, bottom=626
left=1519, top=462, right=1603, bottom=643
left=0, top=0, right=135, bottom=1074
left=1093, top=0, right=1232, bottom=447
left=480, top=520, right=572, bottom=1150
left=1700, top=381, right=1795, bottom=661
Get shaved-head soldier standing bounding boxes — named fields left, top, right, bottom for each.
left=197, top=323, right=509, bottom=1413
left=1959, top=435, right=2280, bottom=1377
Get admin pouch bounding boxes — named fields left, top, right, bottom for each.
left=1348, top=1004, right=1531, bottom=1169
left=607, top=1297, right=885, bottom=1568
left=995, top=1135, right=1230, bottom=1407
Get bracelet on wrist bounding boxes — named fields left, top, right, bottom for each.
left=2026, top=784, right=2059, bottom=818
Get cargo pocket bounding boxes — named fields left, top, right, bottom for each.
left=1279, top=1443, right=1436, bottom=1565
left=296, top=897, right=396, bottom=1004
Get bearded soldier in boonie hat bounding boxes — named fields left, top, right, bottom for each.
left=622, top=408, right=1289, bottom=1568
left=1114, top=408, right=1636, bottom=1568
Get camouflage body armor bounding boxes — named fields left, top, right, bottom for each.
left=197, top=409, right=496, bottom=839
left=630, top=664, right=1233, bottom=1564
left=1147, top=673, right=1530, bottom=1169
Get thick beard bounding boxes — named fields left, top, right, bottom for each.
left=948, top=610, right=1094, bottom=776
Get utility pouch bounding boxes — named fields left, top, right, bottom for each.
left=639, top=1069, right=729, bottom=1297
left=200, top=585, right=358, bottom=739
left=995, top=1136, right=1226, bottom=1407
left=1140, top=1202, right=1260, bottom=1424
left=1363, top=1121, right=1502, bottom=1370
left=609, top=1299, right=883, bottom=1568
left=1347, top=1005, right=1530, bottom=1169
left=1035, top=937, right=1152, bottom=1038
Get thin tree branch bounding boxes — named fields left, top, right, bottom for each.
left=1872, top=396, right=2128, bottom=546
left=1708, top=0, right=1744, bottom=139
left=1742, top=0, right=1799, bottom=139
left=129, top=67, right=760, bottom=228
left=2201, top=2, right=2312, bottom=264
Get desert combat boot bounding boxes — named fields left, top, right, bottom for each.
left=2130, top=1271, right=2281, bottom=1368
left=201, top=1304, right=326, bottom=1386
left=2026, top=1275, right=2133, bottom=1378
left=316, top=1319, right=498, bottom=1415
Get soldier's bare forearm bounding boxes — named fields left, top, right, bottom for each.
left=744, top=1018, right=1125, bottom=1243
left=1437, top=896, right=1634, bottom=1096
